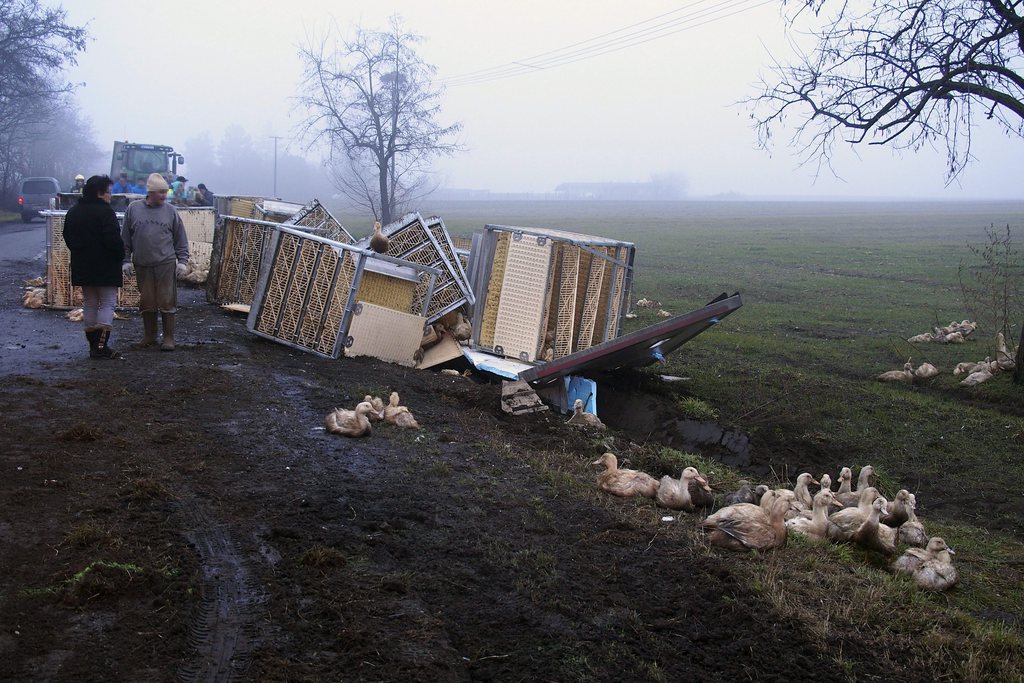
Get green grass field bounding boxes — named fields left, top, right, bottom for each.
left=339, top=199, right=1024, bottom=677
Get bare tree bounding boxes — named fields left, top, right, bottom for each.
left=0, top=0, right=88, bottom=201
left=748, top=0, right=1024, bottom=181
left=296, top=16, right=462, bottom=224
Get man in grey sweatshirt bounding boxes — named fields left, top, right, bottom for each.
left=121, top=173, right=190, bottom=351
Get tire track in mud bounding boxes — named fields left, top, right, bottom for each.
left=176, top=503, right=265, bottom=683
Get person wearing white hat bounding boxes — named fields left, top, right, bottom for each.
left=120, top=172, right=190, bottom=350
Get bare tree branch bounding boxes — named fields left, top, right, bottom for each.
left=748, top=0, right=1024, bottom=182
left=295, top=16, right=463, bottom=223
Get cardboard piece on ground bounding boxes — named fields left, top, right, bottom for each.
left=222, top=303, right=251, bottom=315
left=418, top=330, right=463, bottom=369
left=501, top=379, right=548, bottom=415
left=346, top=302, right=424, bottom=367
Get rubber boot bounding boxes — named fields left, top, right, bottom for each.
left=140, top=312, right=158, bottom=348
left=85, top=327, right=101, bottom=358
left=94, top=327, right=121, bottom=359
left=160, top=312, right=176, bottom=352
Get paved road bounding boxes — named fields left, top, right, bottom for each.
left=0, top=218, right=77, bottom=373
left=0, top=219, right=47, bottom=266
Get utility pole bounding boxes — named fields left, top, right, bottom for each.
left=269, top=135, right=282, bottom=198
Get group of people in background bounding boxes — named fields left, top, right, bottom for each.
left=74, top=172, right=215, bottom=206
left=62, top=172, right=193, bottom=359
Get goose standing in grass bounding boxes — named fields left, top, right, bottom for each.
left=325, top=402, right=375, bottom=437
left=369, top=221, right=389, bottom=253
left=877, top=361, right=913, bottom=383
left=567, top=399, right=605, bottom=430
left=898, top=493, right=928, bottom=547
left=786, top=489, right=843, bottom=541
left=656, top=466, right=710, bottom=511
left=702, top=495, right=790, bottom=551
left=592, top=453, right=659, bottom=499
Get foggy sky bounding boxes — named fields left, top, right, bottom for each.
left=65, top=1, right=1023, bottom=199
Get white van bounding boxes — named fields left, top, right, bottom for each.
left=18, top=177, right=61, bottom=223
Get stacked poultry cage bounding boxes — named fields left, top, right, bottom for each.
left=246, top=225, right=440, bottom=362
left=470, top=225, right=634, bottom=362
left=45, top=207, right=216, bottom=309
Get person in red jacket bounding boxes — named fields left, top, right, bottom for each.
left=62, top=174, right=125, bottom=359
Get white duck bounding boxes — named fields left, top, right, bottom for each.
left=592, top=452, right=658, bottom=498
left=324, top=402, right=375, bottom=437
left=383, top=391, right=420, bottom=429
left=892, top=537, right=958, bottom=591
left=567, top=399, right=605, bottom=429
left=786, top=489, right=843, bottom=541
left=702, top=495, right=790, bottom=551
left=655, top=466, right=710, bottom=511
left=877, top=361, right=913, bottom=383
left=835, top=465, right=875, bottom=507
left=897, top=493, right=928, bottom=547
left=828, top=487, right=882, bottom=542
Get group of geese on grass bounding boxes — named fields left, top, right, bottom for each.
left=879, top=333, right=1017, bottom=387
left=324, top=391, right=419, bottom=437
left=593, top=455, right=958, bottom=591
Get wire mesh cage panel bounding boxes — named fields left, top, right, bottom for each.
left=284, top=200, right=355, bottom=244
left=45, top=211, right=140, bottom=309
left=363, top=213, right=473, bottom=323
left=424, top=216, right=473, bottom=302
left=248, top=226, right=440, bottom=359
left=211, top=216, right=283, bottom=305
left=472, top=225, right=634, bottom=363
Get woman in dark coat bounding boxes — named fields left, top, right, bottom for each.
left=62, top=175, right=125, bottom=359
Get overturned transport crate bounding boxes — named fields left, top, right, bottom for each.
left=356, top=212, right=473, bottom=324
left=283, top=199, right=355, bottom=245
left=471, top=225, right=634, bottom=363
left=247, top=225, right=440, bottom=361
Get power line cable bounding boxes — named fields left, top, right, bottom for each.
left=442, top=0, right=718, bottom=82
left=442, top=0, right=773, bottom=88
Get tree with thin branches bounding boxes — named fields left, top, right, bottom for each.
left=748, top=0, right=1024, bottom=181
left=0, top=0, right=88, bottom=201
left=296, top=17, right=462, bottom=224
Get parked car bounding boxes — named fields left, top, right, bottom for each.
left=18, top=177, right=61, bottom=223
